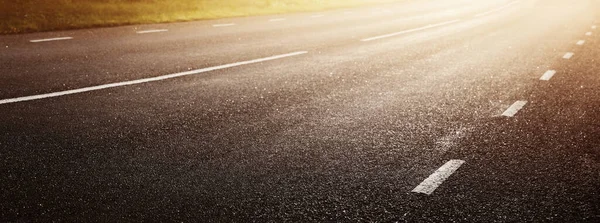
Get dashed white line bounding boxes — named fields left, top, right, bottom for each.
left=0, top=51, right=308, bottom=105
left=269, top=18, right=286, bottom=22
left=213, top=23, right=235, bottom=27
left=474, top=1, right=520, bottom=18
left=563, top=52, right=574, bottom=59
left=586, top=32, right=592, bottom=36
left=136, top=29, right=168, bottom=34
left=502, top=100, right=527, bottom=117
left=29, top=37, right=73, bottom=43
left=593, top=25, right=597, bottom=29
left=361, top=19, right=461, bottom=42
left=412, top=160, right=465, bottom=195
left=540, top=70, right=556, bottom=81
left=576, top=40, right=585, bottom=45
left=310, top=14, right=325, bottom=18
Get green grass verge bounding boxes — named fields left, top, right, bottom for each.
left=1, top=0, right=399, bottom=34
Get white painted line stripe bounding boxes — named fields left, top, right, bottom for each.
left=344, top=11, right=353, bottom=14
left=136, top=29, right=168, bottom=34
left=361, top=19, right=461, bottom=42
left=502, top=100, right=527, bottom=117
left=474, top=1, right=519, bottom=17
left=540, top=70, right=556, bottom=81
left=593, top=25, right=597, bottom=29
left=576, top=40, right=585, bottom=45
left=563, top=52, right=574, bottom=59
left=412, top=160, right=465, bottom=195
left=586, top=32, right=592, bottom=36
left=29, top=37, right=73, bottom=43
left=310, top=14, right=325, bottom=18
left=269, top=18, right=286, bottom=22
left=0, top=51, right=308, bottom=105
left=213, top=23, right=235, bottom=27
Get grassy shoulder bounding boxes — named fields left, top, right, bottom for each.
left=1, top=0, right=399, bottom=34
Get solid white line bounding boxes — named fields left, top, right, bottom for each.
left=269, top=18, right=286, bottom=22
left=361, top=19, right=461, bottom=42
left=0, top=51, right=308, bottom=105
left=474, top=1, right=519, bottom=18
left=563, top=52, right=574, bottom=59
left=29, top=37, right=73, bottom=43
left=213, top=23, right=235, bottom=27
left=586, top=32, right=592, bottom=36
left=136, top=29, right=168, bottom=34
left=310, top=14, right=325, bottom=18
left=502, top=100, right=527, bottom=117
left=540, top=70, right=556, bottom=81
left=412, top=160, right=465, bottom=195
left=576, top=40, right=585, bottom=45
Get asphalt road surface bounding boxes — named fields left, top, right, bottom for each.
left=1, top=0, right=600, bottom=221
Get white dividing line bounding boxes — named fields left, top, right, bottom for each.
left=310, top=14, right=325, bottom=18
left=593, top=25, right=597, bottom=29
left=269, top=18, right=286, bottom=22
left=576, top=40, right=585, bottom=45
left=0, top=51, right=308, bottom=105
left=474, top=1, right=520, bottom=18
left=540, top=70, right=556, bottom=81
left=586, top=32, right=592, bottom=36
left=412, top=160, right=465, bottom=195
left=361, top=19, right=461, bottom=42
left=563, top=52, right=574, bottom=59
left=136, top=29, right=168, bottom=34
left=502, top=100, right=527, bottom=117
left=213, top=23, right=235, bottom=27
left=29, top=37, right=73, bottom=43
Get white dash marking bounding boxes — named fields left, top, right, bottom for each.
left=563, top=52, right=574, bottom=59
left=593, top=25, right=597, bottom=29
left=213, top=23, right=235, bottom=27
left=540, top=70, right=556, bottom=81
left=136, top=29, right=168, bottom=34
left=0, top=51, right=308, bottom=105
left=502, top=100, right=528, bottom=117
left=576, top=40, right=585, bottom=45
left=412, top=160, right=465, bottom=195
left=310, top=14, right=325, bottom=18
left=269, top=18, right=286, bottom=22
left=29, top=37, right=73, bottom=43
left=344, top=11, right=353, bottom=14
left=586, top=32, right=592, bottom=36
left=361, top=19, right=461, bottom=42
left=474, top=1, right=519, bottom=17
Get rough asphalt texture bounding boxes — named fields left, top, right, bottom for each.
left=1, top=0, right=599, bottom=221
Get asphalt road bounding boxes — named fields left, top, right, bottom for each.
left=1, top=0, right=599, bottom=221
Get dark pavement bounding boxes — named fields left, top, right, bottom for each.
left=1, top=0, right=599, bottom=221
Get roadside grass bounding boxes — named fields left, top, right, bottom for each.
left=1, top=0, right=399, bottom=34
